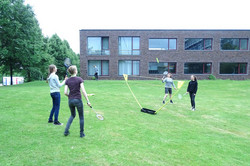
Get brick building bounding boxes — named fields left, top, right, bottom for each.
left=80, top=29, right=250, bottom=80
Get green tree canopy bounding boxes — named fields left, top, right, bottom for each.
left=0, top=0, right=79, bottom=83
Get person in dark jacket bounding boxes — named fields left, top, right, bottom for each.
left=186, top=75, right=198, bottom=111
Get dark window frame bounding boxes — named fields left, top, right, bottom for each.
left=219, top=63, right=248, bottom=75
left=184, top=38, right=213, bottom=51
left=184, top=62, right=212, bottom=74
left=148, top=38, right=177, bottom=50
left=220, top=38, right=249, bottom=51
left=87, top=36, right=110, bottom=55
left=148, top=62, right=177, bottom=74
left=239, top=39, right=249, bottom=50
left=118, top=36, right=140, bottom=55
left=118, top=60, right=140, bottom=76
left=88, top=60, right=109, bottom=76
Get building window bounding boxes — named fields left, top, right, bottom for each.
left=185, top=38, right=212, bottom=50
left=118, top=60, right=139, bottom=75
left=149, top=39, right=177, bottom=50
left=221, top=38, right=248, bottom=50
left=220, top=63, right=247, bottom=74
left=149, top=62, right=176, bottom=74
left=119, top=37, right=140, bottom=55
left=87, top=37, right=110, bottom=55
left=88, top=60, right=109, bottom=76
left=184, top=63, right=212, bottom=74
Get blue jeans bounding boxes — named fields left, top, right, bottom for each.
left=65, top=99, right=84, bottom=134
left=49, top=92, right=61, bottom=122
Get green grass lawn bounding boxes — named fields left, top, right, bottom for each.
left=0, top=80, right=250, bottom=166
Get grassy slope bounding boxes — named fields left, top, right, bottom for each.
left=0, top=80, right=249, bottom=166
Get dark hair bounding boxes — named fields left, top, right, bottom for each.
left=46, top=64, right=56, bottom=83
left=191, top=75, right=197, bottom=82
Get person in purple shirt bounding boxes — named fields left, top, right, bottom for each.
left=64, top=65, right=91, bottom=138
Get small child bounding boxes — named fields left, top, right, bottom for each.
left=186, top=75, right=198, bottom=111
left=64, top=65, right=91, bottom=138
left=47, top=64, right=67, bottom=125
left=162, top=73, right=176, bottom=104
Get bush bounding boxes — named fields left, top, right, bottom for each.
left=208, top=74, right=216, bottom=80
left=92, top=76, right=96, bottom=80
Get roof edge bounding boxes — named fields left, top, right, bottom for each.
left=80, top=29, right=250, bottom=32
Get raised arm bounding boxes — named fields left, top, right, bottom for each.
left=80, top=83, right=91, bottom=107
left=54, top=75, right=67, bottom=88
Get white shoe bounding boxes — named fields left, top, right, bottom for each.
left=192, top=108, right=195, bottom=111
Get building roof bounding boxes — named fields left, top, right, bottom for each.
left=80, top=29, right=250, bottom=32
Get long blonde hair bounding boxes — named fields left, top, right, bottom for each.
left=46, top=64, right=56, bottom=83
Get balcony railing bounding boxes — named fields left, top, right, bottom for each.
left=88, top=50, right=110, bottom=55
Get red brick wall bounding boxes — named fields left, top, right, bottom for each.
left=80, top=30, right=250, bottom=80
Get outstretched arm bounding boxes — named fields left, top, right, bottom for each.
left=80, top=83, right=91, bottom=107
left=55, top=75, right=67, bottom=88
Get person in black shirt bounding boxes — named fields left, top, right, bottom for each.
left=186, top=75, right=198, bottom=111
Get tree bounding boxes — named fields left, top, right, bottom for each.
left=0, top=0, right=79, bottom=83
left=0, top=0, right=36, bottom=84
left=48, top=34, right=80, bottom=79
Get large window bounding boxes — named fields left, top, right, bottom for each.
left=221, top=38, right=248, bottom=50
left=87, top=37, right=110, bottom=55
left=149, top=62, right=176, bottom=74
left=88, top=60, right=109, bottom=76
left=184, top=63, right=212, bottom=74
left=149, top=39, right=177, bottom=50
left=119, top=37, right=140, bottom=55
left=220, top=63, right=247, bottom=74
left=118, top=60, right=139, bottom=75
left=185, top=38, right=212, bottom=50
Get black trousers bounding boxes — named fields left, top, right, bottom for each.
left=94, top=72, right=98, bottom=80
left=189, top=92, right=196, bottom=108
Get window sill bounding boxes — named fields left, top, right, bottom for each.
left=184, top=50, right=213, bottom=51
left=220, top=50, right=249, bottom=51
left=219, top=74, right=248, bottom=75
left=184, top=73, right=212, bottom=75
left=87, top=55, right=110, bottom=56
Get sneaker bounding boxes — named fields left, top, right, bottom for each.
left=64, top=131, right=70, bottom=136
left=170, top=100, right=173, bottom=104
left=80, top=133, right=85, bottom=138
left=54, top=121, right=63, bottom=126
left=163, top=100, right=165, bottom=104
left=192, top=108, right=195, bottom=111
left=48, top=120, right=53, bottom=123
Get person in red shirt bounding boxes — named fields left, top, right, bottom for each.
left=64, top=65, right=91, bottom=138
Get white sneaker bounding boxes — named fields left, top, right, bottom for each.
left=192, top=108, right=195, bottom=111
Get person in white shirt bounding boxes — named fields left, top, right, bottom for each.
left=47, top=64, right=67, bottom=125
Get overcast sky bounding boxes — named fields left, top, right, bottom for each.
left=24, top=0, right=250, bottom=54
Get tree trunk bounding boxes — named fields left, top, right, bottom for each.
left=27, top=70, right=31, bottom=82
left=10, top=64, right=13, bottom=85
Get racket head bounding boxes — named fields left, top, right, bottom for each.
left=96, top=114, right=104, bottom=120
left=64, top=58, right=71, bottom=68
left=163, top=71, right=168, bottom=75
